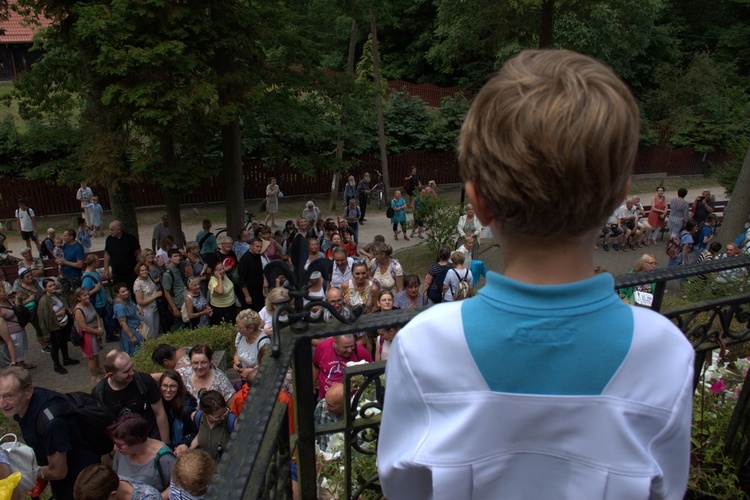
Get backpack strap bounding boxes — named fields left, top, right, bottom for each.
left=198, top=232, right=213, bottom=248
left=153, top=447, right=176, bottom=490
left=193, top=409, right=203, bottom=428
left=132, top=373, right=150, bottom=412
left=227, top=412, right=236, bottom=434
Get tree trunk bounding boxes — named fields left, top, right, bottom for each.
left=717, top=146, right=750, bottom=244
left=370, top=7, right=390, bottom=196
left=223, top=117, right=245, bottom=237
left=160, top=133, right=185, bottom=248
left=539, top=0, right=555, bottom=48
left=107, top=176, right=139, bottom=242
left=330, top=19, right=360, bottom=212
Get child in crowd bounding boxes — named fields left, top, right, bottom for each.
left=86, top=196, right=104, bottom=236
left=378, top=49, right=695, bottom=499
left=53, top=237, right=64, bottom=276
left=169, top=449, right=216, bottom=499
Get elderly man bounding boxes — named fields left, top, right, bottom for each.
left=716, top=242, right=746, bottom=285
left=314, top=382, right=345, bottom=452
left=617, top=198, right=640, bottom=251
left=313, top=334, right=372, bottom=400
left=103, top=220, right=141, bottom=290
left=692, top=190, right=715, bottom=225
left=0, top=367, right=101, bottom=500
left=92, top=349, right=169, bottom=443
left=233, top=229, right=252, bottom=262
left=330, top=247, right=354, bottom=289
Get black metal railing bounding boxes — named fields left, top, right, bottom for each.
left=207, top=254, right=750, bottom=500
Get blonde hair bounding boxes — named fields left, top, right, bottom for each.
left=265, top=286, right=290, bottom=312
left=450, top=251, right=465, bottom=265
left=172, top=449, right=215, bottom=495
left=458, top=49, right=639, bottom=239
left=236, top=309, right=261, bottom=329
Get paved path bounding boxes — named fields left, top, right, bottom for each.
left=15, top=184, right=727, bottom=394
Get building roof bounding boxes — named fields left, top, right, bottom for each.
left=0, top=7, right=53, bottom=44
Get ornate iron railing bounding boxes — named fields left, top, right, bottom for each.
left=207, top=254, right=750, bottom=499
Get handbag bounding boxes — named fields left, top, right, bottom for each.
left=136, top=321, right=150, bottom=338
left=69, top=326, right=84, bottom=347
left=0, top=433, right=38, bottom=492
left=386, top=206, right=394, bottom=218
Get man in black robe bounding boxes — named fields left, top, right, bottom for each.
left=238, top=237, right=266, bottom=312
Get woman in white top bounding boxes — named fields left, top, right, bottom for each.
left=133, top=263, right=162, bottom=338
left=341, top=262, right=379, bottom=313
left=233, top=309, right=271, bottom=385
left=456, top=204, right=483, bottom=260
left=369, top=242, right=403, bottom=294
left=260, top=287, right=291, bottom=336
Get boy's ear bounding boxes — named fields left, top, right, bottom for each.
left=465, top=182, right=494, bottom=226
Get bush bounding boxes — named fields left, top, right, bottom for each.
left=131, top=323, right=236, bottom=373
left=419, top=194, right=461, bottom=256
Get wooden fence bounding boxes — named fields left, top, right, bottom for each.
left=0, top=146, right=730, bottom=219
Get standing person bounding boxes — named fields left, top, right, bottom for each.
left=264, top=177, right=280, bottom=227
left=313, top=334, right=372, bottom=400
left=151, top=214, right=170, bottom=253
left=302, top=201, right=321, bottom=228
left=422, top=247, right=453, bottom=304
left=38, top=278, right=80, bottom=374
left=343, top=175, right=357, bottom=206
left=72, top=288, right=104, bottom=383
left=134, top=263, right=162, bottom=338
left=692, top=190, right=715, bottom=225
left=456, top=203, right=483, bottom=259
left=112, top=283, right=145, bottom=355
left=15, top=267, right=48, bottom=352
left=390, top=190, right=409, bottom=241
left=667, top=220, right=696, bottom=268
left=647, top=186, right=667, bottom=245
left=93, top=349, right=170, bottom=443
left=162, top=249, right=187, bottom=331
left=76, top=181, right=94, bottom=225
left=76, top=216, right=92, bottom=252
left=403, top=166, right=421, bottom=207
left=238, top=238, right=265, bottom=312
left=184, top=277, right=212, bottom=329
left=15, top=198, right=38, bottom=257
left=104, top=220, right=142, bottom=292
left=82, top=254, right=116, bottom=341
left=442, top=251, right=473, bottom=302
left=232, top=309, right=270, bottom=385
left=196, top=219, right=218, bottom=260
left=57, top=229, right=85, bottom=306
left=207, top=263, right=235, bottom=325
left=0, top=288, right=32, bottom=369
left=343, top=197, right=361, bottom=244
left=0, top=367, right=102, bottom=500
left=668, top=188, right=690, bottom=237
left=357, top=172, right=371, bottom=223
left=86, top=196, right=104, bottom=237
left=378, top=50, right=694, bottom=499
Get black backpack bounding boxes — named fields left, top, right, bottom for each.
left=36, top=392, right=117, bottom=457
left=38, top=238, right=54, bottom=259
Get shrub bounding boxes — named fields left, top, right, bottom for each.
left=419, top=194, right=461, bottom=256
left=131, top=323, right=236, bottom=373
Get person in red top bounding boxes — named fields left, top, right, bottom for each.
left=313, top=334, right=373, bottom=399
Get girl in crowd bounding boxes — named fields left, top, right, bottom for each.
left=178, top=344, right=235, bottom=404
left=442, top=251, right=473, bottom=302
left=112, top=282, right=145, bottom=356
left=184, top=276, right=212, bottom=329
left=374, top=289, right=398, bottom=362
left=109, top=413, right=176, bottom=495
left=14, top=267, right=46, bottom=351
left=207, top=263, right=234, bottom=325
left=394, top=274, right=429, bottom=309
left=190, top=390, right=235, bottom=464
left=369, top=242, right=403, bottom=294
left=82, top=254, right=109, bottom=334
left=341, top=262, right=379, bottom=313
left=233, top=309, right=271, bottom=386
left=159, top=369, right=198, bottom=456
left=73, top=287, right=104, bottom=383
left=264, top=177, right=281, bottom=227
left=422, top=247, right=453, bottom=304
left=0, top=287, right=30, bottom=369
left=134, top=263, right=162, bottom=339
left=38, top=278, right=78, bottom=374
left=389, top=190, right=409, bottom=241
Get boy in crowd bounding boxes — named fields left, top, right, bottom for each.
left=378, top=50, right=694, bottom=499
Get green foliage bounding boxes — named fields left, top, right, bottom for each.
left=382, top=91, right=431, bottom=153
left=424, top=93, right=470, bottom=152
left=131, top=323, right=236, bottom=374
left=419, top=194, right=461, bottom=256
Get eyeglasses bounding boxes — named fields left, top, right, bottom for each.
left=207, top=408, right=230, bottom=423
left=191, top=360, right=210, bottom=367
left=161, top=384, right=178, bottom=392
left=646, top=261, right=657, bottom=266
left=113, top=441, right=127, bottom=450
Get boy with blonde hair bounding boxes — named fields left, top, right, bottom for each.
left=378, top=49, right=694, bottom=499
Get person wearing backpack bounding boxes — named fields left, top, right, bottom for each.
left=0, top=367, right=102, bottom=500
left=666, top=220, right=696, bottom=268
left=190, top=390, right=236, bottom=464
left=443, top=251, right=474, bottom=302
left=109, top=413, right=176, bottom=496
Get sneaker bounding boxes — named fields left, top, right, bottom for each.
left=54, top=366, right=68, bottom=375
left=361, top=218, right=367, bottom=222
left=62, top=359, right=81, bottom=366
left=41, top=346, right=51, bottom=354
left=410, top=232, right=416, bottom=238
left=602, top=244, right=609, bottom=251
left=418, top=234, right=425, bottom=239
left=613, top=243, right=620, bottom=251
left=403, top=235, right=410, bottom=241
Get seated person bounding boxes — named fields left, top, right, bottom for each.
left=599, top=209, right=623, bottom=251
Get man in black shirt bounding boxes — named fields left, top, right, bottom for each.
left=103, top=220, right=141, bottom=290
left=238, top=238, right=266, bottom=312
left=92, top=350, right=169, bottom=442
left=0, top=367, right=100, bottom=500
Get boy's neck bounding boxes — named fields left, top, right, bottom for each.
left=498, top=231, right=597, bottom=285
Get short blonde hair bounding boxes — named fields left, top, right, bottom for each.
left=459, top=49, right=639, bottom=239
left=265, top=286, right=290, bottom=312
left=236, top=309, right=261, bottom=329
left=172, top=449, right=215, bottom=495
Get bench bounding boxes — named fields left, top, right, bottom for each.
left=1, top=249, right=107, bottom=286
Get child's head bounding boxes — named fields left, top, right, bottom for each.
left=54, top=237, right=63, bottom=247
left=458, top=49, right=639, bottom=240
left=172, top=449, right=215, bottom=497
